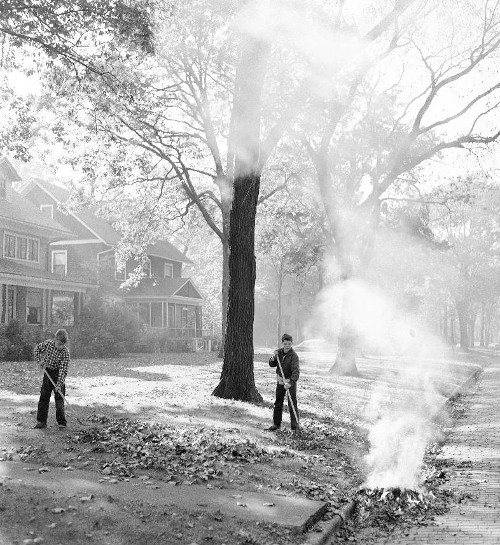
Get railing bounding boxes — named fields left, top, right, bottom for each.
left=144, top=326, right=216, bottom=339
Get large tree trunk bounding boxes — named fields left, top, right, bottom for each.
left=212, top=35, right=268, bottom=402
left=218, top=202, right=230, bottom=358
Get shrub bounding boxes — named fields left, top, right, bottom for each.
left=0, top=320, right=46, bottom=361
left=71, top=297, right=142, bottom=358
left=165, top=338, right=193, bottom=353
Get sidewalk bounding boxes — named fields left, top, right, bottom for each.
left=0, top=460, right=327, bottom=532
left=380, top=359, right=500, bottom=544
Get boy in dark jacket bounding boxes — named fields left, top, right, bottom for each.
left=267, top=333, right=300, bottom=431
left=33, top=329, right=70, bottom=429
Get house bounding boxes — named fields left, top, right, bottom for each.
left=19, top=175, right=205, bottom=340
left=0, top=158, right=95, bottom=327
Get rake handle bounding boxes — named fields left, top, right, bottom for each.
left=41, top=366, right=70, bottom=406
left=275, top=353, right=299, bottom=425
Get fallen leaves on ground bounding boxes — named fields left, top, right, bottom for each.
left=71, top=414, right=292, bottom=484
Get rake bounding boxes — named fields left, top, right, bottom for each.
left=41, top=365, right=71, bottom=406
left=275, top=353, right=300, bottom=430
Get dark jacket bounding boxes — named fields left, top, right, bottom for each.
left=269, top=348, right=300, bottom=383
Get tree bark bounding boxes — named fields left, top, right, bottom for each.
left=212, top=35, right=269, bottom=402
left=218, top=197, right=231, bottom=358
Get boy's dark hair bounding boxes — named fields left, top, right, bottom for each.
left=55, top=329, right=69, bottom=344
left=281, top=333, right=293, bottom=342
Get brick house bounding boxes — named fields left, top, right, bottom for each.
left=0, top=158, right=95, bottom=327
left=19, top=175, right=205, bottom=340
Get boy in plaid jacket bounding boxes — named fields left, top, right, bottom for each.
left=33, top=329, right=70, bottom=429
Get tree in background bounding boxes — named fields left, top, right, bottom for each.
left=256, top=178, right=325, bottom=346
left=297, top=0, right=500, bottom=374
left=427, top=177, right=500, bottom=350
left=17, top=0, right=420, bottom=401
left=0, top=0, right=152, bottom=159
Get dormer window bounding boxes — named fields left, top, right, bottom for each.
left=40, top=204, right=54, bottom=218
left=164, top=263, right=173, bottom=278
left=0, top=180, right=6, bottom=199
left=52, top=250, right=67, bottom=275
left=143, top=259, right=151, bottom=278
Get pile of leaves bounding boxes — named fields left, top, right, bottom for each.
left=71, top=413, right=290, bottom=482
left=338, top=457, right=476, bottom=542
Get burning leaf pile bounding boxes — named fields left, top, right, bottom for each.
left=337, top=484, right=456, bottom=543
left=71, top=414, right=288, bottom=482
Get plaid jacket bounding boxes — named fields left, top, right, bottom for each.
left=34, top=339, right=70, bottom=388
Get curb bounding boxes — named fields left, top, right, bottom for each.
left=300, top=361, right=486, bottom=545
left=447, top=364, right=483, bottom=402
left=301, top=500, right=356, bottom=545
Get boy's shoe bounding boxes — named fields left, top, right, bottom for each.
left=266, top=425, right=280, bottom=431
left=58, top=424, right=67, bottom=429
left=33, top=422, right=46, bottom=429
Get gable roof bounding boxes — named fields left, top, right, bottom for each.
left=0, top=157, right=22, bottom=182
left=21, top=178, right=192, bottom=263
left=125, top=277, right=203, bottom=300
left=1, top=187, right=74, bottom=237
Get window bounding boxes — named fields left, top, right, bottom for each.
left=138, top=302, right=150, bottom=325
left=0, top=180, right=6, bottom=199
left=16, top=237, right=27, bottom=260
left=40, top=204, right=54, bottom=218
left=52, top=250, right=67, bottom=275
left=26, top=289, right=42, bottom=325
left=7, top=287, right=15, bottom=321
left=143, top=259, right=151, bottom=278
left=4, top=234, right=16, bottom=258
left=151, top=302, right=162, bottom=327
left=27, top=239, right=39, bottom=261
left=164, top=263, right=174, bottom=278
left=3, top=233, right=39, bottom=262
left=51, top=291, right=74, bottom=326
left=167, top=303, right=175, bottom=328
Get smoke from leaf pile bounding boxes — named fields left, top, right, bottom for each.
left=307, top=279, right=450, bottom=491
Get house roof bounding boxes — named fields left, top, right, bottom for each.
left=0, top=157, right=22, bottom=182
left=124, top=277, right=203, bottom=300
left=1, top=186, right=74, bottom=237
left=0, top=258, right=96, bottom=290
left=21, top=178, right=192, bottom=263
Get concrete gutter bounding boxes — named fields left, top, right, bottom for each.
left=301, top=500, right=356, bottom=545
left=300, top=360, right=485, bottom=545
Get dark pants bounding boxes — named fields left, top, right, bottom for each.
left=36, top=369, right=66, bottom=426
left=273, top=382, right=299, bottom=429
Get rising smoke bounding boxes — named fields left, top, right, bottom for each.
left=306, top=278, right=450, bottom=490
